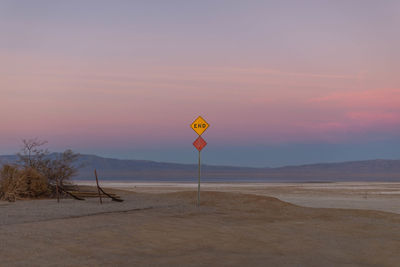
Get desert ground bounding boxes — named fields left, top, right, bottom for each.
left=78, top=181, right=400, bottom=214
left=1, top=182, right=400, bottom=266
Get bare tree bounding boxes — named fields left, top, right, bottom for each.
left=1, top=139, right=81, bottom=200
left=17, top=139, right=81, bottom=186
left=43, top=149, right=81, bottom=186
left=17, top=138, right=49, bottom=169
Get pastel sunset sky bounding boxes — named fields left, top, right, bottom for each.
left=1, top=1, right=400, bottom=167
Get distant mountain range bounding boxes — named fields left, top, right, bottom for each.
left=1, top=154, right=399, bottom=182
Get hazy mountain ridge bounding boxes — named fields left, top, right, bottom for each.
left=0, top=154, right=399, bottom=182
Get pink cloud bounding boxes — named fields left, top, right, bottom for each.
left=347, top=111, right=399, bottom=123
left=297, top=88, right=400, bottom=142
left=310, top=88, right=400, bottom=110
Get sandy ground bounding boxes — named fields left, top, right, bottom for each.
left=78, top=181, right=400, bottom=214
left=1, top=183, right=400, bottom=266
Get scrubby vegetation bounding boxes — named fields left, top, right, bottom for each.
left=0, top=165, right=49, bottom=202
left=0, top=139, right=80, bottom=201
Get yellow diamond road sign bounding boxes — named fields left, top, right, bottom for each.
left=191, top=116, right=209, bottom=136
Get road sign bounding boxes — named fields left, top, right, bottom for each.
left=190, top=116, right=209, bottom=207
left=193, top=136, right=207, bottom=152
left=191, top=116, right=209, bottom=136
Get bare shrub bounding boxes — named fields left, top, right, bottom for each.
left=0, top=165, right=19, bottom=201
left=0, top=165, right=50, bottom=201
left=17, top=139, right=81, bottom=186
left=0, top=139, right=81, bottom=201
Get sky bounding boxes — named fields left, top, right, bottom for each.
left=1, top=0, right=400, bottom=167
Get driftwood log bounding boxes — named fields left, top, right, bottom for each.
left=57, top=186, right=85, bottom=200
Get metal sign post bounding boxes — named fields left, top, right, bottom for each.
left=193, top=135, right=207, bottom=206
left=191, top=116, right=209, bottom=207
left=198, top=150, right=201, bottom=206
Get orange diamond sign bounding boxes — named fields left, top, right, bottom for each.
left=193, top=136, right=207, bottom=151
left=191, top=116, right=209, bottom=136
